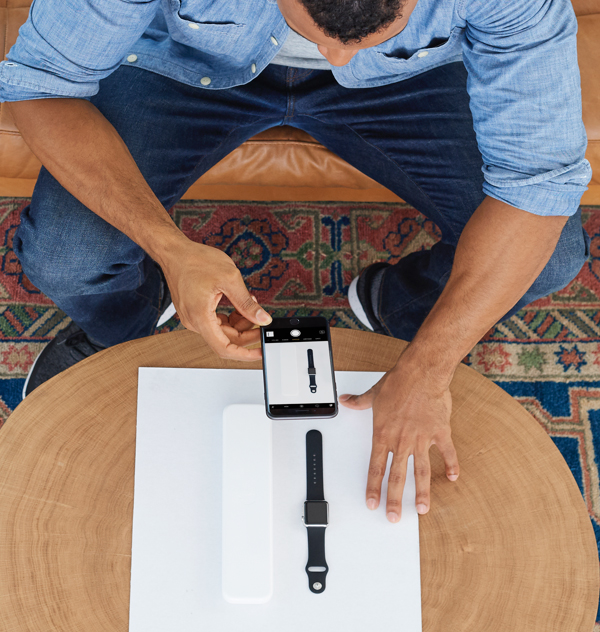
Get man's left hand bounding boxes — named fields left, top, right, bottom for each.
left=339, top=356, right=460, bottom=522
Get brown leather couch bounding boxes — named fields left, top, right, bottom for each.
left=1, top=0, right=599, bottom=205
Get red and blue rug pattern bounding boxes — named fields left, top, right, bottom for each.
left=1, top=197, right=600, bottom=622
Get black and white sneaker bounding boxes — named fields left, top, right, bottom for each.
left=23, top=272, right=175, bottom=399
left=22, top=321, right=107, bottom=399
left=157, top=300, right=176, bottom=327
left=347, top=261, right=390, bottom=334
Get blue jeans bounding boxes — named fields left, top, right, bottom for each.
left=14, top=63, right=590, bottom=346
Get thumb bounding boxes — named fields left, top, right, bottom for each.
left=225, top=276, right=272, bottom=327
left=339, top=388, right=376, bottom=410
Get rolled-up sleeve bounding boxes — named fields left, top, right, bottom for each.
left=0, top=0, right=160, bottom=103
left=460, top=0, right=592, bottom=216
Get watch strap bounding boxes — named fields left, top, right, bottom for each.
left=307, top=349, right=317, bottom=393
left=305, top=526, right=328, bottom=593
left=306, top=429, right=324, bottom=500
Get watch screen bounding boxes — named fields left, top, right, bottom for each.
left=305, top=501, right=328, bottom=525
left=263, top=326, right=335, bottom=410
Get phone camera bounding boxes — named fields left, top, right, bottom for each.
left=290, top=318, right=300, bottom=325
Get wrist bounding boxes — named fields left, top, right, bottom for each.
left=392, top=340, right=458, bottom=391
left=146, top=227, right=191, bottom=271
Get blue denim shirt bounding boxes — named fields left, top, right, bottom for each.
left=0, top=0, right=591, bottom=217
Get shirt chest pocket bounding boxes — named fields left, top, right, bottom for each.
left=377, top=28, right=462, bottom=70
left=169, top=0, right=247, bottom=56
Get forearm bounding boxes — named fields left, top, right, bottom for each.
left=7, top=98, right=186, bottom=266
left=399, top=196, right=568, bottom=385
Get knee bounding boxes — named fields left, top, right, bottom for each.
left=14, top=203, right=59, bottom=293
left=526, top=212, right=590, bottom=300
left=14, top=202, right=144, bottom=297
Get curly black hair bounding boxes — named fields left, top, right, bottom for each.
left=299, top=0, right=406, bottom=45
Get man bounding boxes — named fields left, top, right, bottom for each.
left=1, top=0, right=590, bottom=523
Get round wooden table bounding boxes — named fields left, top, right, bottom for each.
left=0, top=328, right=597, bottom=631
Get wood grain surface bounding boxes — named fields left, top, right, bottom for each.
left=0, top=328, right=597, bottom=631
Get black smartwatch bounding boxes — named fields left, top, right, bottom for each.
left=302, top=429, right=329, bottom=593
left=307, top=349, right=317, bottom=393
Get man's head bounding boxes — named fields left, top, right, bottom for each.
left=277, top=0, right=413, bottom=66
left=299, top=0, right=404, bottom=45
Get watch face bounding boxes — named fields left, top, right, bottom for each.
left=304, top=501, right=328, bottom=525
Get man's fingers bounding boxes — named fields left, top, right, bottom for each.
left=221, top=324, right=261, bottom=348
left=224, top=273, right=272, bottom=327
left=341, top=374, right=388, bottom=409
left=365, top=442, right=389, bottom=512
left=213, top=314, right=261, bottom=348
left=339, top=387, right=375, bottom=410
left=221, top=309, right=257, bottom=333
left=385, top=451, right=409, bottom=523
left=434, top=433, right=460, bottom=481
left=195, top=310, right=262, bottom=362
left=413, top=450, right=431, bottom=515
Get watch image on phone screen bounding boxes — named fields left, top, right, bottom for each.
left=261, top=317, right=338, bottom=419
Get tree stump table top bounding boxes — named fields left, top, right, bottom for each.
left=0, top=328, right=597, bottom=631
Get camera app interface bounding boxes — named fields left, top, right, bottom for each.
left=264, top=326, right=335, bottom=412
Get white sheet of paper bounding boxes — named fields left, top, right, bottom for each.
left=131, top=368, right=422, bottom=632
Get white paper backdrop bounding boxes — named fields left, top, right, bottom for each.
left=131, top=368, right=422, bottom=632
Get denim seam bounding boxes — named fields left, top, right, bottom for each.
left=284, top=68, right=296, bottom=121
left=289, top=69, right=316, bottom=83
left=141, top=112, right=284, bottom=213
left=207, top=114, right=284, bottom=159
left=149, top=263, right=166, bottom=330
left=133, top=267, right=161, bottom=333
left=181, top=114, right=285, bottom=192
left=297, top=113, right=458, bottom=242
left=378, top=268, right=452, bottom=337
left=133, top=286, right=160, bottom=334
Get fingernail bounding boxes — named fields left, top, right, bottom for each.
left=251, top=296, right=258, bottom=303
left=387, top=512, right=399, bottom=523
left=257, top=309, right=272, bottom=325
left=416, top=504, right=428, bottom=514
left=338, top=394, right=350, bottom=402
left=367, top=498, right=377, bottom=510
left=448, top=473, right=458, bottom=481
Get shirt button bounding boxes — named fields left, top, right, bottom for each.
left=251, top=63, right=257, bottom=73
left=127, top=54, right=138, bottom=63
left=188, top=22, right=200, bottom=29
left=417, top=51, right=429, bottom=58
left=270, top=36, right=278, bottom=45
left=200, top=76, right=211, bottom=86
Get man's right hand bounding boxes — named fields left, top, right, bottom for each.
left=7, top=99, right=271, bottom=360
left=160, top=238, right=272, bottom=361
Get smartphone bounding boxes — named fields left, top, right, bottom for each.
left=261, top=316, right=338, bottom=420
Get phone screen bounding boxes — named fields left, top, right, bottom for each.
left=262, top=318, right=337, bottom=419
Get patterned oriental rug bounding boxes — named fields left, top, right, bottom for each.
left=1, top=196, right=600, bottom=624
